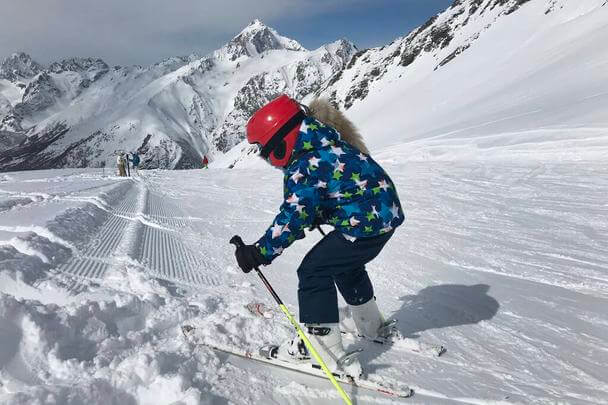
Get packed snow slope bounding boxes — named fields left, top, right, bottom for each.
left=0, top=161, right=606, bottom=404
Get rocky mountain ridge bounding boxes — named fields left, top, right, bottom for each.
left=314, top=0, right=537, bottom=110
left=0, top=52, right=43, bottom=82
left=0, top=20, right=355, bottom=171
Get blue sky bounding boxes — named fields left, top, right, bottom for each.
left=0, top=0, right=454, bottom=66
left=275, top=0, right=454, bottom=50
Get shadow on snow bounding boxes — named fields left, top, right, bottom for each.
left=395, top=283, right=499, bottom=338
left=362, top=283, right=499, bottom=373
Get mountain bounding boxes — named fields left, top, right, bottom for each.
left=220, top=18, right=305, bottom=61
left=2, top=0, right=606, bottom=172
left=0, top=52, right=43, bottom=82
left=312, top=0, right=608, bottom=160
left=0, top=20, right=355, bottom=171
left=0, top=53, right=44, bottom=144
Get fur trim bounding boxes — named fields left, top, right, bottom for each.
left=307, top=98, right=370, bottom=155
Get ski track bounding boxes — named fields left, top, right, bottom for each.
left=49, top=174, right=221, bottom=293
left=54, top=181, right=137, bottom=288
left=139, top=186, right=221, bottom=288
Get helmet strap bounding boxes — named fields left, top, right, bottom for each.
left=260, top=110, right=306, bottom=160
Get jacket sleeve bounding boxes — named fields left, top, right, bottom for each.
left=255, top=164, right=320, bottom=263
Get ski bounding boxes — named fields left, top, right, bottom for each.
left=181, top=325, right=414, bottom=399
left=339, top=319, right=446, bottom=357
left=342, top=330, right=446, bottom=357
left=341, top=320, right=446, bottom=357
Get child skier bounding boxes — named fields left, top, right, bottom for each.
left=233, top=95, right=404, bottom=378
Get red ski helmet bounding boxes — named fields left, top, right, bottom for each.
left=246, top=94, right=306, bottom=167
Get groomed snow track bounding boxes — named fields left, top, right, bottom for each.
left=50, top=173, right=220, bottom=294
left=139, top=186, right=220, bottom=288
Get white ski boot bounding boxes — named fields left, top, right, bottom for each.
left=349, top=298, right=387, bottom=339
left=267, top=323, right=363, bottom=378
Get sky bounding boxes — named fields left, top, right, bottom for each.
left=0, top=0, right=454, bottom=67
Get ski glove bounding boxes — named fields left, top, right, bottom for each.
left=234, top=244, right=270, bottom=273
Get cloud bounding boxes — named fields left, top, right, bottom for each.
left=0, top=0, right=361, bottom=66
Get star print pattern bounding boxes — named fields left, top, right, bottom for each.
left=256, top=117, right=404, bottom=262
left=331, top=146, right=345, bottom=157
left=309, top=156, right=321, bottom=168
left=286, top=193, right=299, bottom=205
left=290, top=169, right=304, bottom=183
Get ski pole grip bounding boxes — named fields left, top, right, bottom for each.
left=229, top=235, right=245, bottom=249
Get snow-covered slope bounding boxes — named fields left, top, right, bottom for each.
left=0, top=163, right=606, bottom=404
left=0, top=21, right=355, bottom=171
left=316, top=0, right=608, bottom=160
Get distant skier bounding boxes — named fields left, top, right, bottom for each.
left=202, top=155, right=209, bottom=169
left=125, top=152, right=131, bottom=177
left=116, top=151, right=127, bottom=177
left=130, top=152, right=141, bottom=174
left=233, top=95, right=405, bottom=377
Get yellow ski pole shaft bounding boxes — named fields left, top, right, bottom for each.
left=230, top=236, right=352, bottom=405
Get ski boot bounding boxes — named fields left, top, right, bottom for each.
left=349, top=298, right=394, bottom=339
left=342, top=300, right=446, bottom=355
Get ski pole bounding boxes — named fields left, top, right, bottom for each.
left=230, top=235, right=352, bottom=405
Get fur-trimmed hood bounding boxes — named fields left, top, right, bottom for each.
left=307, top=98, right=370, bottom=155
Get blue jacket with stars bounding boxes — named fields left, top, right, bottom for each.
left=256, top=117, right=405, bottom=262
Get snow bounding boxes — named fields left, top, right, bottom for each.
left=0, top=159, right=606, bottom=404
left=0, top=80, right=24, bottom=107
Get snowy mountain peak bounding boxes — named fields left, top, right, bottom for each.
left=48, top=57, right=109, bottom=74
left=219, top=20, right=306, bottom=61
left=242, top=19, right=267, bottom=33
left=0, top=52, right=43, bottom=82
left=0, top=17, right=353, bottom=170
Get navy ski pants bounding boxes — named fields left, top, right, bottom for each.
left=297, top=229, right=394, bottom=324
